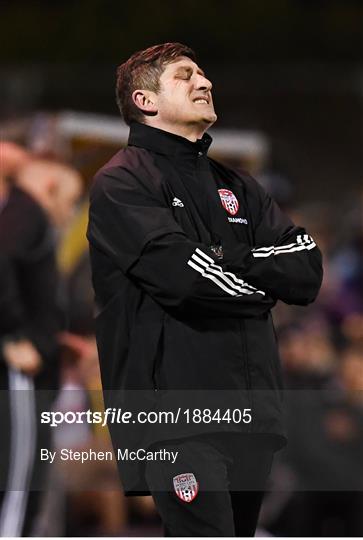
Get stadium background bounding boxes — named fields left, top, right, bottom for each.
left=1, top=0, right=362, bottom=536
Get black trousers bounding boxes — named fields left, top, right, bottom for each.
left=145, top=433, right=275, bottom=537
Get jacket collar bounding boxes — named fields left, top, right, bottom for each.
left=127, top=121, right=213, bottom=158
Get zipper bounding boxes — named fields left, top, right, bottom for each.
left=239, top=319, right=253, bottom=431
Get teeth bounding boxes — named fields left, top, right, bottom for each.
left=195, top=99, right=208, bottom=104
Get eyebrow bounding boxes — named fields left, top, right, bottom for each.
left=175, top=65, right=206, bottom=77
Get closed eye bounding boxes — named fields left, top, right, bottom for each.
left=175, top=67, right=192, bottom=80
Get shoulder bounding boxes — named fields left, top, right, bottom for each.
left=91, top=146, right=163, bottom=200
left=7, top=186, right=48, bottom=223
left=0, top=186, right=51, bottom=257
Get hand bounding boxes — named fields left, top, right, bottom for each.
left=58, top=332, right=96, bottom=358
left=58, top=332, right=101, bottom=388
left=2, top=339, right=42, bottom=376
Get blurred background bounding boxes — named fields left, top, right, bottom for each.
left=1, top=0, right=362, bottom=536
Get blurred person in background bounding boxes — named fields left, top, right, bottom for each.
left=326, top=187, right=363, bottom=323
left=16, top=158, right=82, bottom=234
left=279, top=322, right=338, bottom=389
left=0, top=142, right=82, bottom=536
left=52, top=334, right=159, bottom=536
left=87, top=42, right=323, bottom=537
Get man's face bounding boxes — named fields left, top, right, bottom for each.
left=153, top=56, right=217, bottom=131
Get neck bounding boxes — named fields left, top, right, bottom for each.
left=144, top=119, right=210, bottom=142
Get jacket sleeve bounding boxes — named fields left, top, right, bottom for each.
left=0, top=253, right=26, bottom=335
left=223, top=179, right=323, bottom=305
left=87, top=169, right=276, bottom=317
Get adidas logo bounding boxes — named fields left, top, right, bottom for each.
left=172, top=197, right=184, bottom=207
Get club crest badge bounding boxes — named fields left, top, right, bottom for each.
left=173, top=473, right=199, bottom=503
left=218, top=189, right=239, bottom=216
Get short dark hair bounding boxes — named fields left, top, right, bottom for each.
left=116, top=42, right=196, bottom=125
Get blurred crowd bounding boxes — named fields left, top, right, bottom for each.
left=0, top=120, right=362, bottom=536
left=258, top=167, right=363, bottom=536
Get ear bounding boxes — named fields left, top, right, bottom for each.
left=132, top=89, right=157, bottom=114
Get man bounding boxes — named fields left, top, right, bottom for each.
left=87, top=43, right=323, bottom=536
left=0, top=147, right=82, bottom=536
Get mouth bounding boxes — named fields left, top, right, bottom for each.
left=193, top=96, right=209, bottom=105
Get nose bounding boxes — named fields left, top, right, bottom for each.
left=195, top=74, right=212, bottom=92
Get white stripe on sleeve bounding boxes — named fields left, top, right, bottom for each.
left=187, top=247, right=265, bottom=297
left=251, top=235, right=316, bottom=258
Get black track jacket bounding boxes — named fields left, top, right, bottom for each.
left=87, top=122, right=323, bottom=492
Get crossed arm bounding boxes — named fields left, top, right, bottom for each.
left=88, top=169, right=323, bottom=317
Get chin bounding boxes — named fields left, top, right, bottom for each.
left=202, top=112, right=217, bottom=125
